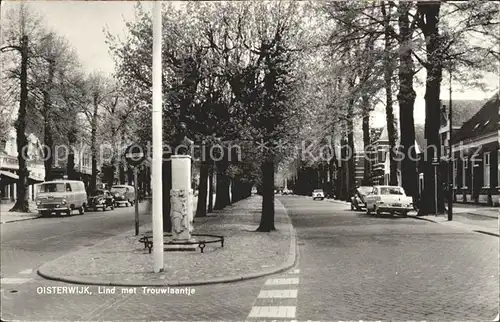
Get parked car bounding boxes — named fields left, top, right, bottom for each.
left=312, top=189, right=325, bottom=200
left=282, top=189, right=291, bottom=195
left=110, top=185, right=135, bottom=207
left=350, top=186, right=373, bottom=210
left=364, top=185, right=413, bottom=216
left=86, top=189, right=115, bottom=211
left=35, top=180, right=87, bottom=216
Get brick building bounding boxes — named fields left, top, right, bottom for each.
left=450, top=92, right=499, bottom=206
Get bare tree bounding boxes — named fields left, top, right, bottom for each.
left=1, top=3, right=45, bottom=212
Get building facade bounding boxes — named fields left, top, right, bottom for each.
left=0, top=129, right=45, bottom=202
left=451, top=93, right=499, bottom=206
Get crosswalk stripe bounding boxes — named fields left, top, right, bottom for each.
left=248, top=306, right=296, bottom=318
left=19, top=269, right=33, bottom=274
left=265, top=278, right=299, bottom=285
left=0, top=277, right=32, bottom=284
left=258, top=289, right=298, bottom=298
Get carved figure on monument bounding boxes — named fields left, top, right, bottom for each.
left=170, top=189, right=192, bottom=239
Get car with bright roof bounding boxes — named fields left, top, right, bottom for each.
left=312, top=189, right=325, bottom=200
left=364, top=185, right=413, bottom=216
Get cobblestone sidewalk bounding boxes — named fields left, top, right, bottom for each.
left=37, top=195, right=296, bottom=286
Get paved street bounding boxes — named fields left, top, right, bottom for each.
left=1, top=195, right=498, bottom=321
left=281, top=195, right=499, bottom=321
left=1, top=203, right=149, bottom=278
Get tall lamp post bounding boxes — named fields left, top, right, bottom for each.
left=152, top=1, right=164, bottom=272
left=448, top=67, right=453, bottom=221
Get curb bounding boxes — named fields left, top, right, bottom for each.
left=37, top=198, right=297, bottom=287
left=473, top=230, right=500, bottom=238
left=464, top=212, right=498, bottom=219
left=404, top=215, right=440, bottom=224
left=0, top=216, right=40, bottom=224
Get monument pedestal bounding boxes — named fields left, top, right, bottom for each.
left=168, top=155, right=195, bottom=251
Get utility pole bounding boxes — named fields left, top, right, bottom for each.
left=152, top=1, right=164, bottom=273
left=448, top=68, right=453, bottom=221
left=134, top=167, right=139, bottom=236
left=433, top=157, right=439, bottom=217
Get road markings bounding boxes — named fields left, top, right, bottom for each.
left=265, top=277, right=299, bottom=285
left=248, top=268, right=301, bottom=320
left=258, top=289, right=298, bottom=298
left=19, top=269, right=33, bottom=275
left=0, top=277, right=32, bottom=285
left=248, top=306, right=296, bottom=318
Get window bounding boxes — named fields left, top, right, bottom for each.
left=462, top=157, right=468, bottom=188
left=484, top=152, right=490, bottom=187
left=66, top=183, right=72, bottom=192
left=380, top=187, right=404, bottom=195
left=38, top=183, right=65, bottom=193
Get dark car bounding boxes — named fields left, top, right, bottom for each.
left=350, top=186, right=372, bottom=211
left=86, top=189, right=115, bottom=212
left=110, top=185, right=135, bottom=207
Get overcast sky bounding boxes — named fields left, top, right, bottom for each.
left=1, top=1, right=498, bottom=128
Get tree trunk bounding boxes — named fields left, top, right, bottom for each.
left=90, top=100, right=98, bottom=192
left=347, top=107, right=356, bottom=197
left=398, top=2, right=418, bottom=198
left=10, top=35, right=29, bottom=213
left=339, top=135, right=347, bottom=200
left=102, top=163, right=114, bottom=188
left=42, top=59, right=55, bottom=181
left=329, top=157, right=335, bottom=197
left=195, top=159, right=209, bottom=217
left=231, top=178, right=239, bottom=203
left=208, top=165, right=214, bottom=212
left=362, top=95, right=372, bottom=186
left=214, top=159, right=230, bottom=210
left=127, top=166, right=133, bottom=185
left=67, top=129, right=77, bottom=180
left=119, top=164, right=125, bottom=184
left=43, top=116, right=53, bottom=181
left=382, top=1, right=398, bottom=186
left=257, top=158, right=276, bottom=232
left=417, top=1, right=445, bottom=215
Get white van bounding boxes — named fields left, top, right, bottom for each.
left=35, top=180, right=87, bottom=216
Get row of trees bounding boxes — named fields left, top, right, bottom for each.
left=1, top=4, right=138, bottom=212
left=107, top=2, right=321, bottom=231
left=288, top=1, right=498, bottom=216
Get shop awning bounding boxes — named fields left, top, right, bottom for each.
left=27, top=176, right=44, bottom=184
left=0, top=170, right=18, bottom=185
left=0, top=170, right=44, bottom=185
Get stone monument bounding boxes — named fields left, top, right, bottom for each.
left=167, top=122, right=195, bottom=250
